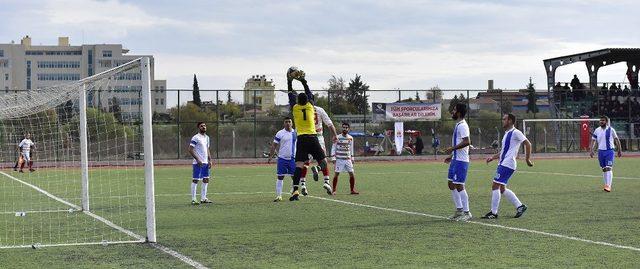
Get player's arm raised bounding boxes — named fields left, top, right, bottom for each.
left=287, top=80, right=296, bottom=109
left=299, top=77, right=315, bottom=104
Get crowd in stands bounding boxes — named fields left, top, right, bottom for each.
left=553, top=75, right=640, bottom=119
left=553, top=74, right=640, bottom=137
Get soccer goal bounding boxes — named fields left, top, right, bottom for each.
left=0, top=58, right=156, bottom=248
left=522, top=118, right=601, bottom=153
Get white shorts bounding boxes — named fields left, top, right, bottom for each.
left=308, top=135, right=327, bottom=161
left=335, top=159, right=354, bottom=173
left=21, top=152, right=31, bottom=162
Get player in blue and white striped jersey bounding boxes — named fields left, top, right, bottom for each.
left=267, top=117, right=297, bottom=202
left=444, top=103, right=472, bottom=221
left=482, top=114, right=533, bottom=219
left=589, top=116, right=622, bottom=192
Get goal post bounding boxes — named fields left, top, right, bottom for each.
left=0, top=57, right=156, bottom=248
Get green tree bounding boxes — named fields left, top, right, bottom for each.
left=500, top=99, right=513, bottom=114
left=526, top=77, right=539, bottom=114
left=325, top=75, right=352, bottom=114
left=227, top=91, right=232, bottom=104
left=448, top=95, right=459, bottom=112
left=346, top=74, right=370, bottom=114
left=427, top=86, right=443, bottom=102
left=266, top=105, right=280, bottom=117
left=221, top=102, right=242, bottom=122
left=170, top=103, right=217, bottom=137
left=192, top=74, right=202, bottom=107
left=108, top=97, right=121, bottom=122
left=415, top=91, right=421, bottom=102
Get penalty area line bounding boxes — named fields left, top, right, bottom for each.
left=308, top=195, right=640, bottom=253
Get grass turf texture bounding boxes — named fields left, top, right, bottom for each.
left=1, top=158, right=639, bottom=268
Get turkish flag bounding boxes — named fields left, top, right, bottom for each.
left=580, top=116, right=591, bottom=150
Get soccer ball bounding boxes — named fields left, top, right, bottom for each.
left=287, top=66, right=305, bottom=81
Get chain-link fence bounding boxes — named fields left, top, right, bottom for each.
left=151, top=88, right=640, bottom=159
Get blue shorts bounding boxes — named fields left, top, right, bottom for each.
left=598, top=150, right=614, bottom=168
left=447, top=160, right=469, bottom=184
left=277, top=158, right=296, bottom=176
left=192, top=163, right=211, bottom=180
left=493, top=165, right=515, bottom=186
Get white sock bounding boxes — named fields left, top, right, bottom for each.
left=276, top=179, right=283, bottom=196
left=301, top=179, right=307, bottom=188
left=491, top=189, right=501, bottom=214
left=605, top=171, right=613, bottom=187
left=502, top=189, right=522, bottom=208
left=191, top=182, right=198, bottom=201
left=201, top=182, right=208, bottom=200
left=459, top=189, right=470, bottom=212
left=451, top=189, right=462, bottom=210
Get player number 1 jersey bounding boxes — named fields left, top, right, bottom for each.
left=292, top=103, right=317, bottom=135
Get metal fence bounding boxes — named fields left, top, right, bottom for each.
left=151, top=88, right=640, bottom=160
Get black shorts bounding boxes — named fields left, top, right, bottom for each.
left=295, top=135, right=326, bottom=162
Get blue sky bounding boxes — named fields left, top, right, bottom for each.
left=2, top=0, right=640, bottom=104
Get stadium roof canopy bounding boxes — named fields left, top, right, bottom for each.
left=543, top=48, right=640, bottom=91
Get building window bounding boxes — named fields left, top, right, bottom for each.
left=26, top=50, right=81, bottom=56
left=0, top=50, right=4, bottom=57
left=99, top=60, right=112, bottom=68
left=4, top=74, right=7, bottom=81
left=26, top=61, right=31, bottom=90
left=36, top=73, right=81, bottom=81
left=155, top=98, right=159, bottom=105
left=4, top=86, right=8, bottom=93
left=102, top=50, right=112, bottom=57
left=160, top=98, right=164, bottom=105
left=88, top=50, right=93, bottom=76
left=37, top=61, right=80, bottom=68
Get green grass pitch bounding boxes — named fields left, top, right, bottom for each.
left=1, top=157, right=639, bottom=268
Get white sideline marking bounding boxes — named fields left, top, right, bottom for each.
left=0, top=171, right=208, bottom=269
left=308, top=195, right=640, bottom=253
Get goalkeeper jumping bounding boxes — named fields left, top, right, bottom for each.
left=286, top=67, right=334, bottom=201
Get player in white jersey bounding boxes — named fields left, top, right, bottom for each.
left=444, top=104, right=471, bottom=221
left=301, top=105, right=337, bottom=193
left=330, top=122, right=359, bottom=195
left=188, top=122, right=213, bottom=205
left=17, top=133, right=36, bottom=173
left=267, top=117, right=297, bottom=202
left=589, top=116, right=622, bottom=192
left=482, top=114, right=533, bottom=219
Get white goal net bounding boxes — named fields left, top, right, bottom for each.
left=0, top=58, right=156, bottom=248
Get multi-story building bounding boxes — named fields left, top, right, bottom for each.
left=243, top=75, right=275, bottom=111
left=0, top=36, right=167, bottom=121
